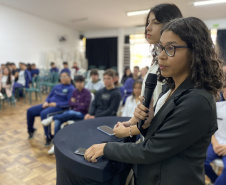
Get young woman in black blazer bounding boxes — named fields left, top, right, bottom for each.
left=85, top=18, right=224, bottom=185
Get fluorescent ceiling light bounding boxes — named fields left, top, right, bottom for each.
left=194, top=0, right=226, bottom=6
left=127, top=9, right=149, bottom=16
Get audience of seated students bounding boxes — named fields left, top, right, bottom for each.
left=30, top=63, right=40, bottom=78
left=205, top=82, right=226, bottom=185
left=26, top=72, right=75, bottom=146
left=0, top=66, right=14, bottom=99
left=41, top=75, right=91, bottom=154
left=12, top=63, right=31, bottom=95
left=71, top=61, right=79, bottom=80
left=84, top=69, right=121, bottom=120
left=122, top=80, right=142, bottom=117
left=60, top=61, right=71, bottom=76
left=140, top=66, right=149, bottom=80
left=85, top=68, right=104, bottom=94
left=121, top=66, right=133, bottom=85
left=114, top=71, right=122, bottom=87
left=50, top=62, right=59, bottom=73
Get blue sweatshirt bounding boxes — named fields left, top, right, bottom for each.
left=45, top=84, right=75, bottom=108
left=60, top=68, right=71, bottom=75
left=50, top=67, right=59, bottom=73
left=31, top=69, right=40, bottom=77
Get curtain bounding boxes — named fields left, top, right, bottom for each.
left=86, top=37, right=118, bottom=69
left=217, top=30, right=226, bottom=64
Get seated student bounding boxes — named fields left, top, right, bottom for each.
left=60, top=61, right=71, bottom=76
left=140, top=66, right=149, bottom=80
left=121, top=66, right=141, bottom=104
left=85, top=68, right=104, bottom=94
left=10, top=63, right=20, bottom=82
left=50, top=62, right=59, bottom=73
left=30, top=63, right=40, bottom=77
left=71, top=61, right=79, bottom=80
left=114, top=71, right=122, bottom=87
left=205, top=83, right=226, bottom=185
left=84, top=69, right=121, bottom=120
left=26, top=72, right=75, bottom=146
left=12, top=63, right=31, bottom=95
left=41, top=75, right=91, bottom=154
left=121, top=67, right=133, bottom=85
left=122, top=80, right=142, bottom=117
left=0, top=66, right=14, bottom=99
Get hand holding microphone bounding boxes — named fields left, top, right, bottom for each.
left=136, top=73, right=157, bottom=129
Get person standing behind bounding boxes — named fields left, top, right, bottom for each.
left=26, top=72, right=75, bottom=146
left=60, top=61, right=71, bottom=76
left=50, top=62, right=59, bottom=73
left=121, top=67, right=133, bottom=85
left=84, top=69, right=121, bottom=120
left=41, top=75, right=91, bottom=154
left=140, top=67, right=149, bottom=80
left=12, top=63, right=31, bottom=95
left=85, top=69, right=104, bottom=94
left=205, top=82, right=226, bottom=185
left=30, top=64, right=40, bottom=77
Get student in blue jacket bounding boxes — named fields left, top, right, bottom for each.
left=26, top=72, right=75, bottom=146
left=12, top=63, right=31, bottom=95
left=60, top=61, right=71, bottom=76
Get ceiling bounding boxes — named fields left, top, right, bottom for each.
left=0, top=0, right=226, bottom=31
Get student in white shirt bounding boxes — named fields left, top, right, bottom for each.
left=85, top=69, right=104, bottom=94
left=122, top=80, right=142, bottom=117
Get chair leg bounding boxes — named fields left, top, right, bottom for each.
left=29, top=92, right=32, bottom=104
left=35, top=92, right=38, bottom=101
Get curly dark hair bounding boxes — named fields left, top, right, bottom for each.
left=158, top=17, right=224, bottom=96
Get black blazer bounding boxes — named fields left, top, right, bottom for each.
left=104, top=78, right=217, bottom=185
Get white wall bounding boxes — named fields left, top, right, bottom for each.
left=0, top=4, right=80, bottom=69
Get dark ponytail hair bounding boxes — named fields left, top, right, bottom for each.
left=145, top=4, right=183, bottom=39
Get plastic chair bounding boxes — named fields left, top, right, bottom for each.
left=24, top=76, right=42, bottom=104
left=88, top=65, right=97, bottom=70
left=98, top=65, right=106, bottom=70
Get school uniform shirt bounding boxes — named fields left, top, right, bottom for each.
left=89, top=87, right=121, bottom=117
left=1, top=76, right=7, bottom=86
left=45, top=84, right=75, bottom=108
left=215, top=101, right=226, bottom=145
left=30, top=69, right=40, bottom=77
left=68, top=88, right=91, bottom=115
left=60, top=68, right=71, bottom=75
left=122, top=95, right=138, bottom=117
left=50, top=67, right=59, bottom=73
left=17, top=70, right=26, bottom=86
left=85, top=79, right=104, bottom=94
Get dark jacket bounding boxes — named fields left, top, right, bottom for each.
left=89, top=87, right=121, bottom=117
left=104, top=78, right=217, bottom=185
left=68, top=88, right=91, bottom=115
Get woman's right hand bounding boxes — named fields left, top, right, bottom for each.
left=134, top=96, right=154, bottom=129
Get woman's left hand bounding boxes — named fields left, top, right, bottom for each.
left=84, top=143, right=106, bottom=163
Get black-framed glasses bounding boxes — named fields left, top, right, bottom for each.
left=156, top=44, right=189, bottom=57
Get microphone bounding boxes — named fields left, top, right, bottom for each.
left=138, top=73, right=157, bottom=128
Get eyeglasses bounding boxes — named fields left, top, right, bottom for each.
left=156, top=44, right=189, bottom=57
